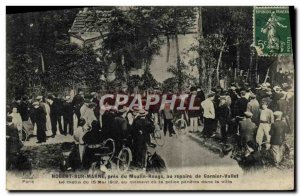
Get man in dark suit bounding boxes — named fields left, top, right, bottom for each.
left=62, top=96, right=74, bottom=135
left=47, top=95, right=62, bottom=137
left=18, top=96, right=29, bottom=122
left=33, top=102, right=47, bottom=143
left=131, top=109, right=153, bottom=169
left=234, top=90, right=249, bottom=117
left=72, top=91, right=84, bottom=125
left=239, top=112, right=257, bottom=147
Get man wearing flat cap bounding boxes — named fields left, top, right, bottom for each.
left=239, top=112, right=257, bottom=147
left=62, top=96, right=74, bottom=135
left=269, top=111, right=288, bottom=165
left=216, top=96, right=230, bottom=143
left=256, top=101, right=274, bottom=150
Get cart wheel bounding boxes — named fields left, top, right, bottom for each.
left=103, top=138, right=115, bottom=161
left=174, top=119, right=187, bottom=135
left=117, top=148, right=132, bottom=173
left=154, top=129, right=165, bottom=146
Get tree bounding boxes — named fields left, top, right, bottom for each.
left=6, top=8, right=80, bottom=98
left=151, top=7, right=197, bottom=91
left=102, top=7, right=163, bottom=82
left=189, top=7, right=253, bottom=92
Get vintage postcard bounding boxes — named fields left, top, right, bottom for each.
left=6, top=6, right=295, bottom=190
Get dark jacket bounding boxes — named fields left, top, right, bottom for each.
left=113, top=115, right=129, bottom=140
left=146, top=152, right=167, bottom=173
left=102, top=111, right=116, bottom=139
left=72, top=94, right=84, bottom=108
left=277, top=99, right=288, bottom=117
left=18, top=101, right=29, bottom=121
left=6, top=124, right=22, bottom=154
left=187, top=95, right=201, bottom=118
left=34, top=106, right=46, bottom=124
left=217, top=104, right=230, bottom=124
left=234, top=97, right=248, bottom=117
left=239, top=118, right=256, bottom=143
left=196, top=90, right=205, bottom=102
left=82, top=130, right=103, bottom=145
left=131, top=116, right=153, bottom=147
left=270, top=120, right=287, bottom=146
left=49, top=99, right=61, bottom=117
left=62, top=101, right=73, bottom=119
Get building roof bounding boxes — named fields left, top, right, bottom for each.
left=71, top=32, right=102, bottom=41
left=69, top=9, right=112, bottom=34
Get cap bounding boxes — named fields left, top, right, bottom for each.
left=261, top=83, right=267, bottom=88
left=121, top=84, right=128, bottom=89
left=266, top=91, right=272, bottom=95
left=32, top=101, right=39, bottom=106
left=249, top=93, right=256, bottom=98
left=118, top=105, right=128, bottom=113
left=138, top=108, right=148, bottom=116
left=274, top=111, right=283, bottom=117
left=207, top=92, right=216, bottom=98
left=244, top=111, right=253, bottom=117
left=36, top=95, right=43, bottom=100
left=273, top=86, right=281, bottom=91
left=219, top=95, right=226, bottom=100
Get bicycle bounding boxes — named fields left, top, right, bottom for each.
left=151, top=123, right=165, bottom=146
left=173, top=112, right=188, bottom=136
left=115, top=138, right=133, bottom=173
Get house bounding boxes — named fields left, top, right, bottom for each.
left=69, top=8, right=110, bottom=50
left=69, top=7, right=200, bottom=83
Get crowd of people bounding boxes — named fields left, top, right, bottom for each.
left=200, top=80, right=294, bottom=171
left=6, top=74, right=294, bottom=172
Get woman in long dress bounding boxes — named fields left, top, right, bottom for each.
left=44, top=101, right=52, bottom=136
left=10, top=107, right=23, bottom=131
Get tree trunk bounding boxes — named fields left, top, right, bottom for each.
left=175, top=33, right=180, bottom=63
left=166, top=35, right=170, bottom=62
left=198, top=7, right=204, bottom=39
left=216, top=40, right=226, bottom=85
left=197, top=6, right=206, bottom=88
left=175, top=32, right=182, bottom=91
left=236, top=38, right=240, bottom=70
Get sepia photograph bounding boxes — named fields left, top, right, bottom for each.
left=6, top=6, right=295, bottom=191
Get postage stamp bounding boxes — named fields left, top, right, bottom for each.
left=254, top=6, right=292, bottom=56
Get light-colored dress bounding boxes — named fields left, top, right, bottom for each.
left=44, top=103, right=52, bottom=136
left=10, top=112, right=22, bottom=131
